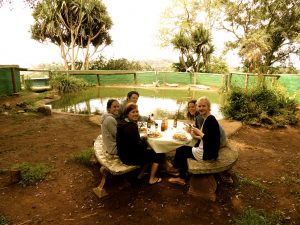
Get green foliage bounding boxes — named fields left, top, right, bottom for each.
left=49, top=74, right=88, bottom=93
left=171, top=24, right=214, bottom=72
left=221, top=0, right=300, bottom=70
left=234, top=208, right=282, bottom=225
left=208, top=56, right=229, bottom=74
left=0, top=215, right=10, bottom=225
left=70, top=148, right=95, bottom=167
left=89, top=57, right=153, bottom=71
left=13, top=162, right=52, bottom=186
left=221, top=86, right=298, bottom=127
left=31, top=0, right=112, bottom=70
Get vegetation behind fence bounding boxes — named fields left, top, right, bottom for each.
left=21, top=69, right=300, bottom=101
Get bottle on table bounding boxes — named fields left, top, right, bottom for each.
left=150, top=113, right=155, bottom=122
left=147, top=115, right=152, bottom=129
left=173, top=115, right=177, bottom=128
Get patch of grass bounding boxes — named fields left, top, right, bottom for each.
left=12, top=162, right=52, bottom=186
left=234, top=208, right=282, bottom=225
left=0, top=168, right=8, bottom=174
left=70, top=148, right=95, bottom=167
left=284, top=175, right=300, bottom=185
left=238, top=176, right=267, bottom=192
left=0, top=215, right=10, bottom=225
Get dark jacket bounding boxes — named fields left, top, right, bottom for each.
left=202, top=115, right=220, bottom=160
left=116, top=119, right=149, bottom=165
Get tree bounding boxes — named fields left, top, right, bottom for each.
left=171, top=24, right=214, bottom=72
left=159, top=0, right=216, bottom=72
left=159, top=0, right=221, bottom=47
left=220, top=0, right=300, bottom=72
left=89, top=57, right=153, bottom=71
left=31, top=0, right=112, bottom=70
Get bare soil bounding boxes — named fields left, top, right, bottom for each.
left=0, top=92, right=299, bottom=225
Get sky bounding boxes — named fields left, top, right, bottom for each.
left=0, top=0, right=277, bottom=69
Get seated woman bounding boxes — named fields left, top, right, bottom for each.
left=100, top=99, right=120, bottom=155
left=116, top=102, right=164, bottom=185
left=117, top=91, right=148, bottom=122
left=186, top=99, right=200, bottom=125
left=169, top=96, right=220, bottom=186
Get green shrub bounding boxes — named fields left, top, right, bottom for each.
left=70, top=148, right=95, bottom=167
left=13, top=162, right=52, bottom=186
left=49, top=74, right=88, bottom=93
left=234, top=208, right=282, bottom=225
left=0, top=215, right=10, bottom=225
left=221, top=86, right=297, bottom=127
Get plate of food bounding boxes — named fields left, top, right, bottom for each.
left=148, top=131, right=162, bottom=138
left=173, top=132, right=188, bottom=141
left=139, top=127, right=148, bottom=133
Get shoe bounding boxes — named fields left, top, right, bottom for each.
left=168, top=177, right=186, bottom=186
left=221, top=175, right=233, bottom=184
left=149, top=177, right=162, bottom=185
left=165, top=168, right=180, bottom=176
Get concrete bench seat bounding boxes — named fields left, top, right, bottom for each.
left=188, top=145, right=238, bottom=174
left=187, top=144, right=238, bottom=201
left=93, top=135, right=139, bottom=198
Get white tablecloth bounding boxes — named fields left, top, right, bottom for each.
left=146, top=121, right=197, bottom=153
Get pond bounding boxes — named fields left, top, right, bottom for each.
left=50, top=86, right=224, bottom=119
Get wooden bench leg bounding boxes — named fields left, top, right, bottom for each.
left=93, top=167, right=109, bottom=199
left=187, top=174, right=217, bottom=202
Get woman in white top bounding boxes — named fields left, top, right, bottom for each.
left=168, top=96, right=220, bottom=186
left=100, top=99, right=120, bottom=155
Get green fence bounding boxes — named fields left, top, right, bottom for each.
left=0, top=65, right=21, bottom=96
left=16, top=68, right=300, bottom=101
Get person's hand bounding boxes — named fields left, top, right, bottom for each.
left=191, top=127, right=204, bottom=139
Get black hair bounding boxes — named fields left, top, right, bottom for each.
left=106, top=99, right=118, bottom=111
left=127, top=91, right=139, bottom=100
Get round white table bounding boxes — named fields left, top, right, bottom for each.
left=145, top=121, right=197, bottom=153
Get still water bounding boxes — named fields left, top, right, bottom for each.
left=51, top=86, right=224, bottom=119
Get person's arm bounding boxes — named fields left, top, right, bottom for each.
left=202, top=116, right=220, bottom=160
left=106, top=117, right=117, bottom=136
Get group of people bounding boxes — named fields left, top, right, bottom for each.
left=100, top=91, right=224, bottom=186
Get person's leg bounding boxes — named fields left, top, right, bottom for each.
left=168, top=146, right=195, bottom=185
left=137, top=163, right=149, bottom=179
left=173, top=146, right=194, bottom=179
left=149, top=162, right=162, bottom=184
left=144, top=150, right=162, bottom=184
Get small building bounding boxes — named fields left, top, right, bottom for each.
left=0, top=65, right=21, bottom=96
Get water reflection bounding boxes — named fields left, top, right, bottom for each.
left=51, top=87, right=223, bottom=119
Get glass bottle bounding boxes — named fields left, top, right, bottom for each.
left=173, top=117, right=177, bottom=128
left=147, top=115, right=151, bottom=128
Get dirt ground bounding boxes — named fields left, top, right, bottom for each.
left=0, top=92, right=299, bottom=225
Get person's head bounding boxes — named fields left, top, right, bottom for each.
left=186, top=99, right=199, bottom=120
left=126, top=91, right=139, bottom=103
left=106, top=99, right=120, bottom=116
left=124, top=102, right=139, bottom=121
left=196, top=96, right=211, bottom=118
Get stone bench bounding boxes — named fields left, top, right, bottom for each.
left=187, top=144, right=239, bottom=201
left=93, top=135, right=140, bottom=198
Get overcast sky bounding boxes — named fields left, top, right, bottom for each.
left=3, top=0, right=297, bottom=69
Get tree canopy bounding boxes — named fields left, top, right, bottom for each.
left=159, top=0, right=215, bottom=72
left=172, top=24, right=214, bottom=72
left=220, top=0, right=300, bottom=72
left=31, top=0, right=112, bottom=70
